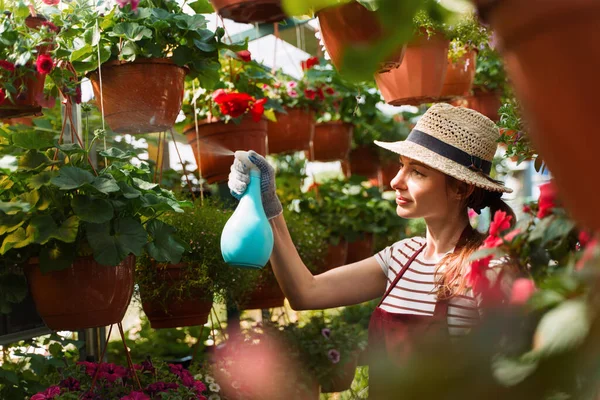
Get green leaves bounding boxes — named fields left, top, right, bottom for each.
left=18, top=150, right=57, bottom=171
left=51, top=166, right=95, bottom=190
left=11, top=131, right=56, bottom=150
left=72, top=196, right=114, bottom=223
left=0, top=227, right=31, bottom=254
left=187, top=0, right=214, bottom=14
left=28, top=215, right=80, bottom=244
left=99, top=147, right=134, bottom=161
left=110, top=22, right=153, bottom=41
left=145, top=219, right=187, bottom=263
left=86, top=218, right=147, bottom=266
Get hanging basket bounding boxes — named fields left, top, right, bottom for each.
left=317, top=2, right=406, bottom=73
left=267, top=107, right=315, bottom=154
left=308, top=122, right=353, bottom=162
left=185, top=116, right=268, bottom=184
left=318, top=239, right=348, bottom=273
left=453, top=88, right=502, bottom=122
left=439, top=50, right=477, bottom=100
left=209, top=0, right=286, bottom=23
left=375, top=33, right=449, bottom=106
left=88, top=58, right=187, bottom=134
left=476, top=0, right=600, bottom=228
left=346, top=233, right=375, bottom=264
left=320, top=353, right=359, bottom=393
left=239, top=280, right=286, bottom=310
left=348, top=145, right=380, bottom=180
left=140, top=263, right=213, bottom=329
left=25, top=256, right=135, bottom=331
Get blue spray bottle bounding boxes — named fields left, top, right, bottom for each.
left=220, top=151, right=274, bottom=268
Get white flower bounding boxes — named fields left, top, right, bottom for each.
left=194, top=373, right=203, bottom=380
left=209, top=383, right=221, bottom=392
left=208, top=395, right=221, bottom=400
left=205, top=375, right=215, bottom=384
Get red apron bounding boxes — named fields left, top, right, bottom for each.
left=368, top=243, right=450, bottom=399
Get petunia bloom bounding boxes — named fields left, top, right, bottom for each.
left=120, top=391, right=150, bottom=400
left=36, top=54, right=54, bottom=74
left=0, top=60, right=16, bottom=71
left=327, top=349, right=341, bottom=364
left=321, top=328, right=331, bottom=339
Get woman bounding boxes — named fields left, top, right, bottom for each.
left=228, top=103, right=515, bottom=397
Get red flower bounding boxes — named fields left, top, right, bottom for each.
left=576, top=238, right=599, bottom=271
left=120, top=392, right=150, bottom=400
left=41, top=21, right=60, bottom=33
left=483, top=235, right=502, bottom=248
left=316, top=87, right=325, bottom=100
left=522, top=204, right=531, bottom=213
left=510, top=278, right=536, bottom=305
left=213, top=90, right=254, bottom=118
left=304, top=88, right=317, bottom=100
left=578, top=230, right=592, bottom=248
left=237, top=50, right=251, bottom=62
left=537, top=181, right=557, bottom=219
left=465, top=255, right=493, bottom=293
left=0, top=88, right=5, bottom=104
left=250, top=98, right=267, bottom=122
left=36, top=54, right=54, bottom=74
left=325, top=86, right=335, bottom=95
left=42, top=0, right=59, bottom=5
left=301, top=56, right=319, bottom=70
left=0, top=60, right=15, bottom=71
left=489, top=210, right=512, bottom=237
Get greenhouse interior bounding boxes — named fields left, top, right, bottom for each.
left=0, top=0, right=599, bottom=399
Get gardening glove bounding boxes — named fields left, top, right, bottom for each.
left=228, top=150, right=283, bottom=220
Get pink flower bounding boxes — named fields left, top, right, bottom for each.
left=286, top=81, right=297, bottom=89
left=287, top=89, right=298, bottom=98
left=237, top=50, right=251, bottom=62
left=321, top=328, right=331, bottom=339
left=510, top=278, right=536, bottom=305
left=576, top=238, right=599, bottom=271
left=489, top=210, right=512, bottom=237
left=194, top=380, right=207, bottom=393
left=77, top=361, right=97, bottom=376
left=468, top=209, right=477, bottom=219
left=465, top=255, right=492, bottom=293
left=31, top=386, right=62, bottom=400
left=121, top=392, right=150, bottom=400
left=0, top=60, right=16, bottom=71
left=41, top=0, right=59, bottom=5
left=537, top=181, right=557, bottom=219
left=59, top=377, right=80, bottom=391
left=0, top=88, right=5, bottom=104
left=36, top=54, right=54, bottom=74
left=327, top=349, right=340, bottom=364
left=578, top=231, right=592, bottom=248
left=98, top=363, right=128, bottom=382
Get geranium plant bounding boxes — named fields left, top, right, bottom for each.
left=497, top=96, right=539, bottom=167
left=34, top=358, right=209, bottom=399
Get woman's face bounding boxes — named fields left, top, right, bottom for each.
left=390, top=156, right=457, bottom=220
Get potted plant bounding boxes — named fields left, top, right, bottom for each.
left=0, top=121, right=189, bottom=331
left=301, top=59, right=359, bottom=163
left=439, top=14, right=489, bottom=100
left=452, top=43, right=507, bottom=121
left=181, top=51, right=278, bottom=184
left=210, top=0, right=287, bottom=24
left=0, top=9, right=69, bottom=119
left=34, top=357, right=211, bottom=399
left=497, top=96, right=538, bottom=166
left=54, top=0, right=224, bottom=134
left=375, top=10, right=450, bottom=106
left=263, top=67, right=323, bottom=155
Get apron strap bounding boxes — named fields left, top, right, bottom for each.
left=378, top=242, right=426, bottom=307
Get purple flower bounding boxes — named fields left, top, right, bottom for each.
left=59, top=377, right=80, bottom=391
left=146, top=382, right=178, bottom=395
left=321, top=328, right=331, bottom=339
left=327, top=349, right=341, bottom=364
left=141, top=359, right=156, bottom=374
left=120, top=391, right=150, bottom=400
left=194, top=380, right=207, bottom=393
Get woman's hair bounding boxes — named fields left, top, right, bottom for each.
left=436, top=176, right=516, bottom=299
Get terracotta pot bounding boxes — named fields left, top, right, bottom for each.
left=348, top=145, right=380, bottom=179
left=25, top=256, right=135, bottom=331
left=439, top=50, right=477, bottom=100
left=185, top=117, right=268, bottom=184
left=2, top=116, right=35, bottom=126
left=210, top=0, right=285, bottom=23
left=267, top=107, right=314, bottom=154
left=88, top=58, right=187, bottom=134
left=453, top=88, right=502, bottom=122
left=239, top=281, right=285, bottom=310
left=380, top=159, right=399, bottom=191
left=320, top=353, right=359, bottom=393
left=317, top=2, right=406, bottom=73
left=141, top=264, right=213, bottom=329
left=375, top=33, right=449, bottom=106
left=308, top=122, right=353, bottom=162
left=319, top=239, right=348, bottom=273
left=476, top=0, right=600, bottom=229
left=346, top=233, right=375, bottom=264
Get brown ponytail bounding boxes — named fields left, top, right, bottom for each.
left=436, top=181, right=516, bottom=299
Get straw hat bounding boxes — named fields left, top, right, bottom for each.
left=375, top=103, right=512, bottom=193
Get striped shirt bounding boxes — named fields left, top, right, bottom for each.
left=375, top=237, right=480, bottom=336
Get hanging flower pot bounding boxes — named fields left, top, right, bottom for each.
left=346, top=233, right=375, bottom=264
left=375, top=33, right=449, bottom=106
left=24, top=256, right=135, bottom=331
left=439, top=50, right=477, bottom=100
left=317, top=2, right=406, bottom=73
left=475, top=0, right=600, bottom=228
left=88, top=58, right=187, bottom=134
left=185, top=116, right=268, bottom=184
left=320, top=353, right=359, bottom=393
left=318, top=239, right=348, bottom=273
left=209, top=0, right=286, bottom=23
left=453, top=87, right=502, bottom=122
left=140, top=263, right=214, bottom=329
left=348, top=145, right=380, bottom=180
left=267, top=107, right=315, bottom=154
left=239, top=279, right=286, bottom=310
left=308, top=122, right=353, bottom=162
